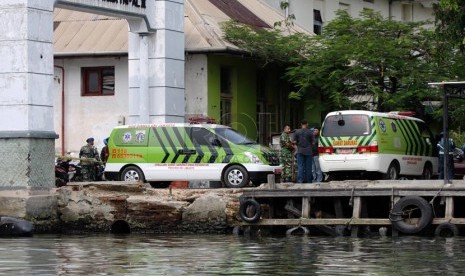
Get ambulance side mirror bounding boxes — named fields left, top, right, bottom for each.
left=210, top=138, right=222, bottom=147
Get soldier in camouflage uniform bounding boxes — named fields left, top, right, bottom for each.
left=79, top=137, right=101, bottom=181
left=280, top=124, right=294, bottom=182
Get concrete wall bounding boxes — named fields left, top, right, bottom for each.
left=185, top=54, right=208, bottom=118
left=54, top=57, right=129, bottom=154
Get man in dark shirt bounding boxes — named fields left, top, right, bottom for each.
left=293, top=120, right=313, bottom=183
left=311, top=127, right=323, bottom=182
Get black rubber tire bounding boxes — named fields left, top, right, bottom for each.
left=434, top=222, right=459, bottom=237
left=421, top=163, right=433, bottom=180
left=239, top=199, right=262, bottom=223
left=121, top=166, right=145, bottom=182
left=384, top=162, right=399, bottom=180
left=223, top=165, right=250, bottom=188
left=390, top=196, right=433, bottom=234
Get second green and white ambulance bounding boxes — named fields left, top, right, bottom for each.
left=319, top=110, right=439, bottom=180
left=104, top=123, right=281, bottom=188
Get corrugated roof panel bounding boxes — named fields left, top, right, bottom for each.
left=54, top=21, right=86, bottom=52
left=185, top=16, right=212, bottom=50
left=102, top=21, right=128, bottom=52
left=77, top=21, right=114, bottom=52
left=53, top=0, right=309, bottom=55
left=184, top=0, right=227, bottom=50
left=208, top=0, right=270, bottom=28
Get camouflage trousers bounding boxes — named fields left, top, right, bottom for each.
left=82, top=165, right=96, bottom=181
left=280, top=153, right=293, bottom=182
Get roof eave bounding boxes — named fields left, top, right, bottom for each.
left=54, top=51, right=128, bottom=58
left=186, top=46, right=248, bottom=55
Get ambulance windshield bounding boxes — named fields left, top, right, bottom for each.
left=322, top=114, right=371, bottom=136
left=215, top=128, right=256, bottom=145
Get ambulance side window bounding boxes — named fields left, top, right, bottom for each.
left=417, top=121, right=436, bottom=149
left=190, top=127, right=220, bottom=146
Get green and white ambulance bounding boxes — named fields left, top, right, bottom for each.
left=319, top=110, right=439, bottom=180
left=104, top=123, right=281, bottom=188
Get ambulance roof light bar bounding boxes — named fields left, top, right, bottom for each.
left=188, top=117, right=216, bottom=124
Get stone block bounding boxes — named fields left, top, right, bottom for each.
left=25, top=194, right=57, bottom=220
left=182, top=193, right=226, bottom=222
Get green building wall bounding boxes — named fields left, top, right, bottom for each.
left=207, top=55, right=258, bottom=140
left=206, top=54, right=323, bottom=141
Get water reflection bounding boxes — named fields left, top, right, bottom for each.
left=0, top=235, right=465, bottom=275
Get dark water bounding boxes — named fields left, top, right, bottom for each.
left=0, top=234, right=464, bottom=275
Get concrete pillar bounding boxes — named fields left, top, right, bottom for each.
left=128, top=0, right=185, bottom=124
left=0, top=0, right=56, bottom=188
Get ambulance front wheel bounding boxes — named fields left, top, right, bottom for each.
left=121, top=166, right=145, bottom=182
left=223, top=165, right=250, bottom=188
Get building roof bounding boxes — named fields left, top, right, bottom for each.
left=53, top=0, right=308, bottom=56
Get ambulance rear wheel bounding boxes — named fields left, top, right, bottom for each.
left=421, top=163, right=433, bottom=180
left=223, top=165, right=250, bottom=188
left=384, top=162, right=399, bottom=180
left=121, top=166, right=145, bottom=182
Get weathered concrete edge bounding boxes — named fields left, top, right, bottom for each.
left=0, top=182, right=248, bottom=234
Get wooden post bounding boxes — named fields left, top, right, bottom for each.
left=267, top=174, right=276, bottom=189
left=445, top=197, right=454, bottom=219
left=391, top=196, right=400, bottom=237
left=302, top=197, right=310, bottom=218
left=351, top=196, right=362, bottom=238
left=334, top=198, right=344, bottom=218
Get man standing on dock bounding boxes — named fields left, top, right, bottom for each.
left=437, top=132, right=455, bottom=180
left=279, top=124, right=294, bottom=182
left=311, top=127, right=323, bottom=182
left=294, top=120, right=313, bottom=183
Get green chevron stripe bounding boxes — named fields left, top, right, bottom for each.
left=396, top=120, right=412, bottom=155
left=409, top=120, right=424, bottom=156
left=406, top=120, right=421, bottom=156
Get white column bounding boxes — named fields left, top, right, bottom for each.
left=0, top=0, right=56, bottom=187
left=128, top=0, right=185, bottom=124
left=139, top=35, right=150, bottom=123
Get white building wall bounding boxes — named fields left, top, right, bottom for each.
left=54, top=54, right=207, bottom=154
left=54, top=57, right=129, bottom=154
left=185, top=54, right=208, bottom=118
left=261, top=0, right=435, bottom=33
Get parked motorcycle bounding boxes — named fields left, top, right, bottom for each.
left=55, top=158, right=70, bottom=187
left=95, top=163, right=105, bottom=181
left=55, top=158, right=83, bottom=187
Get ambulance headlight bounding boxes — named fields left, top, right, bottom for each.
left=245, top=152, right=263, bottom=164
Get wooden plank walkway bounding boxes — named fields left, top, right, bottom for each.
left=239, top=179, right=465, bottom=236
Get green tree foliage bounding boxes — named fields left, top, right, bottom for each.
left=222, top=20, right=311, bottom=67
left=223, top=10, right=440, bottom=114
left=434, top=1, right=465, bottom=132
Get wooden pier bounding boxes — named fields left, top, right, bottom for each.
left=239, top=178, right=465, bottom=237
